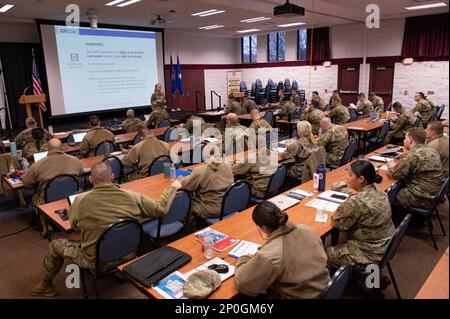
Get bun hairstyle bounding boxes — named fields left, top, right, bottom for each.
left=252, top=201, right=289, bottom=231
left=350, top=160, right=383, bottom=184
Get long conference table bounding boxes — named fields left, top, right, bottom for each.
left=115, top=146, right=399, bottom=299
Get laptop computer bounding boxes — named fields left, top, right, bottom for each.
left=66, top=191, right=88, bottom=206
left=33, top=151, right=48, bottom=163
left=268, top=195, right=300, bottom=211
left=73, top=132, right=87, bottom=144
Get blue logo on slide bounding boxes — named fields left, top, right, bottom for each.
left=59, top=28, right=77, bottom=34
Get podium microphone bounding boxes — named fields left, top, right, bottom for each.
left=23, top=87, right=31, bottom=95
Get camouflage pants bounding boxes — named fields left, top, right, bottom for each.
left=326, top=244, right=379, bottom=270
left=396, top=188, right=435, bottom=210
left=385, top=131, right=405, bottom=145
left=42, top=239, right=93, bottom=283
left=326, top=152, right=343, bottom=167
left=148, top=110, right=169, bottom=128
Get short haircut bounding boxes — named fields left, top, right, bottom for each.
left=407, top=127, right=426, bottom=144
left=392, top=102, right=402, bottom=109
left=331, top=95, right=342, bottom=104
left=358, top=93, right=366, bottom=98
left=91, top=161, right=113, bottom=185
left=312, top=91, right=319, bottom=95
left=416, top=92, right=426, bottom=99
left=25, top=117, right=36, bottom=127
left=311, top=100, right=321, bottom=109
left=368, top=92, right=376, bottom=97
left=89, top=115, right=100, bottom=127
left=428, top=121, right=444, bottom=135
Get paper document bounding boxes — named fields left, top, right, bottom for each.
left=349, top=103, right=357, bottom=109
left=152, top=271, right=186, bottom=299
left=276, top=147, right=286, bottom=154
left=368, top=156, right=394, bottom=163
left=290, top=189, right=314, bottom=198
left=183, top=257, right=235, bottom=282
left=306, top=198, right=340, bottom=213
left=229, top=240, right=261, bottom=259
left=144, top=114, right=150, bottom=121
left=268, top=195, right=300, bottom=211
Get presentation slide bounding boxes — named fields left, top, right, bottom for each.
left=40, top=24, right=165, bottom=116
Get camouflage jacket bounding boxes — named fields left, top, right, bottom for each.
left=301, top=109, right=325, bottom=135
left=317, top=124, right=349, bottom=166
left=328, top=104, right=350, bottom=125
left=412, top=99, right=433, bottom=125
left=356, top=100, right=374, bottom=120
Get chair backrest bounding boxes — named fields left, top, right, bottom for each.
left=434, top=177, right=449, bottom=202
left=160, top=190, right=191, bottom=225
left=239, top=81, right=248, bottom=92
left=350, top=111, right=358, bottom=122
left=158, top=120, right=171, bottom=128
left=340, top=138, right=357, bottom=166
left=133, top=133, right=143, bottom=145
left=96, top=218, right=142, bottom=272
left=292, top=107, right=303, bottom=120
left=264, top=110, right=274, bottom=124
left=148, top=155, right=173, bottom=176
left=378, top=120, right=391, bottom=141
left=265, top=165, right=286, bottom=198
left=320, top=266, right=352, bottom=299
left=67, top=133, right=75, bottom=143
left=413, top=116, right=422, bottom=128
left=44, top=174, right=80, bottom=203
left=385, top=102, right=393, bottom=112
left=386, top=182, right=401, bottom=206
left=291, top=80, right=299, bottom=91
left=103, top=156, right=122, bottom=183
left=324, top=104, right=332, bottom=112
left=163, top=127, right=177, bottom=142
left=379, top=214, right=412, bottom=269
left=428, top=111, right=438, bottom=123
left=221, top=180, right=251, bottom=219
left=255, top=79, right=263, bottom=90
left=436, top=105, right=445, bottom=120
left=95, top=141, right=115, bottom=156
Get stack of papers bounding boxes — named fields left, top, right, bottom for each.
left=268, top=194, right=300, bottom=211
left=228, top=240, right=261, bottom=259
left=305, top=198, right=340, bottom=213
left=287, top=189, right=314, bottom=200
left=195, top=228, right=239, bottom=252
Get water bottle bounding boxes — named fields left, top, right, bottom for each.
left=10, top=141, right=17, bottom=157
left=203, top=234, right=215, bottom=259
left=169, top=163, right=176, bottom=181
left=313, top=173, right=319, bottom=193
left=21, top=158, right=30, bottom=171
left=317, top=163, right=326, bottom=192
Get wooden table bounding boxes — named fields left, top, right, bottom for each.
left=343, top=118, right=385, bottom=155
left=416, top=248, right=449, bottom=299
left=117, top=147, right=399, bottom=299
left=197, top=111, right=226, bottom=123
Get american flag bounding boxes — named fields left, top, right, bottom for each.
left=32, top=49, right=47, bottom=112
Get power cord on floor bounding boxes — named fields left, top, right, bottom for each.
left=0, top=225, right=32, bottom=239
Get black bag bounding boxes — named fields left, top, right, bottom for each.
left=123, top=246, right=191, bottom=288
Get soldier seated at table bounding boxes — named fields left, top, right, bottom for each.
left=222, top=113, right=248, bottom=155
left=301, top=100, right=325, bottom=135
left=326, top=160, right=395, bottom=289
left=248, top=109, right=272, bottom=133
left=22, top=128, right=49, bottom=165
left=354, top=93, right=374, bottom=120
left=80, top=115, right=116, bottom=158
left=122, top=109, right=144, bottom=133
left=316, top=118, right=349, bottom=167
left=30, top=161, right=181, bottom=297
left=278, top=97, right=297, bottom=120
left=121, top=127, right=171, bottom=181
left=225, top=94, right=247, bottom=115
left=326, top=95, right=350, bottom=125
left=235, top=201, right=330, bottom=298
left=181, top=113, right=214, bottom=135
left=14, top=117, right=52, bottom=149
left=290, top=88, right=302, bottom=107
left=385, top=102, right=414, bottom=145
left=368, top=92, right=385, bottom=114
left=242, top=96, right=257, bottom=113
left=426, top=121, right=449, bottom=178
left=411, top=92, right=433, bottom=128
left=310, top=91, right=326, bottom=111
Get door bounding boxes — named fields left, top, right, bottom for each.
left=338, top=65, right=360, bottom=106
left=369, top=64, right=394, bottom=108
left=164, top=69, right=205, bottom=112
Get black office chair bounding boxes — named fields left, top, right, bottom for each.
left=320, top=266, right=352, bottom=299
left=363, top=120, right=390, bottom=152
left=81, top=218, right=142, bottom=298
left=133, top=133, right=143, bottom=145
left=148, top=155, right=173, bottom=176
left=204, top=180, right=251, bottom=225
left=251, top=165, right=286, bottom=203
left=163, top=127, right=178, bottom=142
left=158, top=120, right=171, bottom=128
left=328, top=138, right=357, bottom=170
left=413, top=117, right=422, bottom=128
left=44, top=174, right=80, bottom=203
left=103, top=157, right=123, bottom=184
left=436, top=105, right=445, bottom=120
left=95, top=141, right=115, bottom=156
left=323, top=104, right=332, bottom=112
left=386, top=182, right=401, bottom=206
left=263, top=110, right=274, bottom=126
left=354, top=214, right=412, bottom=299
left=404, top=177, right=448, bottom=250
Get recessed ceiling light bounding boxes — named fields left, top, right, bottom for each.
left=198, top=10, right=225, bottom=17
left=117, top=0, right=141, bottom=7
left=237, top=29, right=261, bottom=33
left=199, top=25, right=225, bottom=30
left=0, top=4, right=15, bottom=12
left=405, top=2, right=447, bottom=10
left=105, top=0, right=127, bottom=6
left=277, top=22, right=306, bottom=27
left=192, top=9, right=218, bottom=16
left=240, top=17, right=272, bottom=23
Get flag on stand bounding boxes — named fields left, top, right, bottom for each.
left=32, top=49, right=47, bottom=112
left=169, top=54, right=176, bottom=96
left=176, top=55, right=183, bottom=96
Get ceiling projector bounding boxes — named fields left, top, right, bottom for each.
left=274, top=0, right=305, bottom=17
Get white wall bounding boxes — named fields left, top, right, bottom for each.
left=393, top=61, right=449, bottom=119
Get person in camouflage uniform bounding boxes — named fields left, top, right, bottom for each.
left=278, top=98, right=297, bottom=120
left=301, top=100, right=325, bottom=135
left=281, top=121, right=317, bottom=178
left=242, top=96, right=257, bottom=113
left=387, top=128, right=443, bottom=209
left=426, top=98, right=437, bottom=115
left=182, top=114, right=214, bottom=134
left=327, top=95, right=350, bottom=125
left=290, top=88, right=302, bottom=107
left=327, top=160, right=395, bottom=269
left=226, top=94, right=247, bottom=115
left=148, top=84, right=170, bottom=128
left=355, top=93, right=374, bottom=120
left=15, top=117, right=52, bottom=149
left=426, top=121, right=449, bottom=178
left=223, top=113, right=248, bottom=154
left=317, top=118, right=349, bottom=166
left=412, top=92, right=433, bottom=127
left=311, top=91, right=326, bottom=111
left=22, top=128, right=49, bottom=164
left=248, top=109, right=272, bottom=132
left=30, top=161, right=181, bottom=297
left=278, top=89, right=285, bottom=105
left=368, top=93, right=385, bottom=114
left=385, top=102, right=414, bottom=144
left=122, top=109, right=144, bottom=133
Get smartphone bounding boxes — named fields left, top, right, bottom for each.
left=330, top=194, right=348, bottom=201
left=55, top=209, right=69, bottom=221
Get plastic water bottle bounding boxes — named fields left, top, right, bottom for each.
left=10, top=141, right=17, bottom=157
left=203, top=234, right=215, bottom=259
left=313, top=173, right=319, bottom=193
left=317, top=163, right=326, bottom=192
left=169, top=163, right=176, bottom=181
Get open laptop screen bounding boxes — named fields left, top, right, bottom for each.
left=73, top=132, right=87, bottom=143
left=33, top=151, right=48, bottom=163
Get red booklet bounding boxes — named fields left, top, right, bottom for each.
left=195, top=228, right=240, bottom=252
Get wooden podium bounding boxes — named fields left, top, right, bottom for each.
left=18, top=94, right=47, bottom=128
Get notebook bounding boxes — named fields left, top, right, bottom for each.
left=195, top=228, right=239, bottom=252
left=228, top=240, right=261, bottom=259
left=33, top=151, right=48, bottom=163
left=268, top=194, right=300, bottom=211
left=73, top=132, right=87, bottom=143
left=152, top=271, right=187, bottom=299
